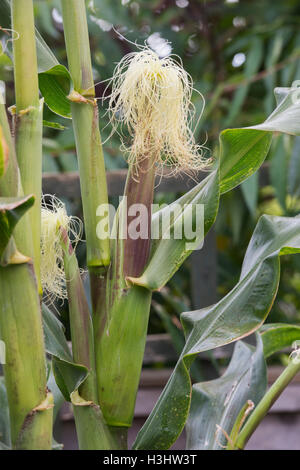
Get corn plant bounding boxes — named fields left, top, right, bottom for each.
left=0, top=0, right=300, bottom=451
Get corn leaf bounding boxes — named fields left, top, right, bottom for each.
left=127, top=168, right=219, bottom=291
left=0, top=195, right=34, bottom=260
left=42, top=304, right=88, bottom=402
left=133, top=214, right=300, bottom=450
left=186, top=323, right=300, bottom=450
left=260, top=323, right=300, bottom=358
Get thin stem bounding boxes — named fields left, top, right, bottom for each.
left=236, top=357, right=300, bottom=449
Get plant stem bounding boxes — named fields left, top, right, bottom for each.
left=61, top=0, right=110, bottom=270
left=0, top=263, right=51, bottom=448
left=0, top=2, right=53, bottom=449
left=11, top=0, right=43, bottom=290
left=235, top=357, right=300, bottom=449
left=94, top=161, right=155, bottom=428
left=11, top=0, right=39, bottom=111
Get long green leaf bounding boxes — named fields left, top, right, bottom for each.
left=133, top=214, right=300, bottom=450
left=185, top=338, right=267, bottom=450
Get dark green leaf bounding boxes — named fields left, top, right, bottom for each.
left=39, top=65, right=72, bottom=119
left=134, top=214, right=300, bottom=450
left=186, top=338, right=267, bottom=450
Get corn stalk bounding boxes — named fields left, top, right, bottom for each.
left=11, top=0, right=43, bottom=291
left=0, top=0, right=53, bottom=450
left=60, top=0, right=110, bottom=271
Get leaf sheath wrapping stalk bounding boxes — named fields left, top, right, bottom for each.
left=0, top=198, right=52, bottom=449
left=12, top=101, right=43, bottom=287
left=95, top=285, right=152, bottom=427
left=0, top=104, right=33, bottom=266
left=60, top=227, right=97, bottom=403
left=42, top=304, right=118, bottom=449
left=71, top=391, right=118, bottom=450
left=11, top=0, right=39, bottom=112
left=93, top=159, right=156, bottom=427
left=0, top=263, right=50, bottom=448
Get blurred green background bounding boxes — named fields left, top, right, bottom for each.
left=1, top=0, right=300, bottom=364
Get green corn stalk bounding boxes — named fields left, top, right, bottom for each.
left=60, top=0, right=110, bottom=271
left=0, top=1, right=53, bottom=450
left=0, top=262, right=53, bottom=449
left=59, top=226, right=120, bottom=450
left=0, top=197, right=53, bottom=449
left=11, top=0, right=43, bottom=291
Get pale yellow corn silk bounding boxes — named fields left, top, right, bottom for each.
left=107, top=47, right=209, bottom=175
left=41, top=195, right=82, bottom=303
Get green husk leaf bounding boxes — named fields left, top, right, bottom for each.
left=96, top=285, right=152, bottom=427
left=14, top=392, right=54, bottom=451
left=127, top=168, right=219, bottom=291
